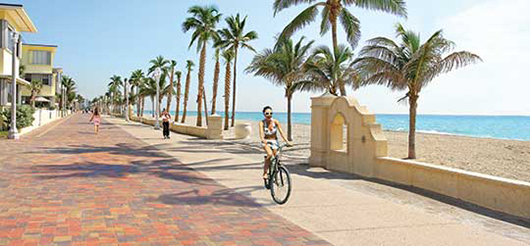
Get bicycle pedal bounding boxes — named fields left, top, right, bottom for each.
left=264, top=179, right=271, bottom=189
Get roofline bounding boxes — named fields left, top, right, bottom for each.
left=0, top=4, right=38, bottom=32
left=0, top=3, right=23, bottom=8
left=23, top=43, right=58, bottom=48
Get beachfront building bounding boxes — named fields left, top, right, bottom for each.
left=0, top=3, right=37, bottom=107
left=20, top=43, right=60, bottom=107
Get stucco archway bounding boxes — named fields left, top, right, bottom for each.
left=310, top=92, right=388, bottom=177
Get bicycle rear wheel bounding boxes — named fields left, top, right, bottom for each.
left=270, top=166, right=292, bottom=204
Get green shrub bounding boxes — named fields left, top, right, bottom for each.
left=0, top=105, right=35, bottom=130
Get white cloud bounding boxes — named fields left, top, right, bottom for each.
left=431, top=0, right=530, bottom=115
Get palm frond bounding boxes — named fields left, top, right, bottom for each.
left=278, top=4, right=320, bottom=40
left=339, top=8, right=361, bottom=48
left=350, top=0, right=408, bottom=18
left=273, top=0, right=317, bottom=15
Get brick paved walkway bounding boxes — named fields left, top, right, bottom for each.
left=0, top=113, right=329, bottom=246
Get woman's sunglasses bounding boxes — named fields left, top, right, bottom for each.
left=264, top=112, right=273, bottom=116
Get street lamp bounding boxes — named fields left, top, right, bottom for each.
left=153, top=67, right=161, bottom=130
left=124, top=78, right=129, bottom=122
left=8, top=32, right=20, bottom=140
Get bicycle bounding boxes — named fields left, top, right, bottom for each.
left=264, top=144, right=292, bottom=205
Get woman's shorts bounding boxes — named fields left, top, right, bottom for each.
left=265, top=139, right=280, bottom=150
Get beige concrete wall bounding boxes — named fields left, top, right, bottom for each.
left=310, top=93, right=388, bottom=177
left=130, top=115, right=222, bottom=140
left=310, top=93, right=530, bottom=219
left=375, top=157, right=530, bottom=219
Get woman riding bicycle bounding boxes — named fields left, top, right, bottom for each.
left=259, top=106, right=292, bottom=182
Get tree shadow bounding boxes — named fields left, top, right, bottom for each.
left=152, top=186, right=265, bottom=208
left=29, top=158, right=223, bottom=186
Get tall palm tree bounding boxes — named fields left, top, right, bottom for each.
left=62, top=76, right=77, bottom=109
left=182, top=5, right=222, bottom=127
left=137, top=77, right=154, bottom=118
left=27, top=79, right=43, bottom=108
left=216, top=14, right=258, bottom=127
left=108, top=75, right=122, bottom=114
left=303, top=44, right=360, bottom=96
left=211, top=48, right=221, bottom=114
left=174, top=71, right=182, bottom=122
left=130, top=69, right=145, bottom=117
left=246, top=37, right=314, bottom=140
left=273, top=0, right=407, bottom=56
left=354, top=24, right=481, bottom=159
left=181, top=60, right=195, bottom=123
left=221, top=49, right=234, bottom=130
left=166, top=60, right=177, bottom=112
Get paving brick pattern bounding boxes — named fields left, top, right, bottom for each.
left=0, top=114, right=329, bottom=246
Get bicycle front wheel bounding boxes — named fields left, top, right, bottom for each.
left=270, top=166, right=292, bottom=205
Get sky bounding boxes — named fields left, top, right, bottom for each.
left=9, top=0, right=530, bottom=115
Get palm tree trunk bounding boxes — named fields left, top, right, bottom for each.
left=31, top=93, right=35, bottom=108
left=330, top=13, right=339, bottom=55
left=339, top=84, right=347, bottom=96
left=151, top=96, right=155, bottom=117
left=196, top=42, right=207, bottom=127
left=136, top=86, right=138, bottom=117
left=166, top=67, right=174, bottom=113
left=182, top=68, right=191, bottom=124
left=408, top=94, right=418, bottom=159
left=175, top=77, right=181, bottom=122
left=224, top=60, right=231, bottom=130
left=140, top=97, right=145, bottom=118
left=287, top=93, right=293, bottom=141
left=211, top=57, right=220, bottom=114
left=231, top=45, right=239, bottom=127
left=203, top=89, right=208, bottom=125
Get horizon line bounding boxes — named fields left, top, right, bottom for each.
left=140, top=110, right=530, bottom=117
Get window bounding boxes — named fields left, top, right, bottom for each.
left=25, top=74, right=52, bottom=86
left=31, top=50, right=51, bottom=65
left=7, top=27, right=14, bottom=52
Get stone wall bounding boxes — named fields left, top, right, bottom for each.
left=130, top=114, right=223, bottom=140
left=310, top=93, right=530, bottom=219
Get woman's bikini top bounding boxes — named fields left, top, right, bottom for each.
left=263, top=119, right=277, bottom=136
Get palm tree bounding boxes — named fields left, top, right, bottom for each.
left=137, top=77, right=154, bottom=118
left=62, top=76, right=77, bottom=109
left=354, top=24, right=481, bottom=159
left=211, top=48, right=221, bottom=114
left=166, top=60, right=177, bottom=112
left=27, top=79, right=43, bottom=108
left=216, top=14, right=258, bottom=127
left=174, top=71, right=182, bottom=122
left=273, top=0, right=407, bottom=56
left=221, top=49, right=234, bottom=130
left=108, top=75, right=122, bottom=114
left=303, top=44, right=360, bottom=96
left=182, top=5, right=222, bottom=127
left=130, top=69, right=145, bottom=117
left=246, top=37, right=314, bottom=140
left=181, top=60, right=195, bottom=123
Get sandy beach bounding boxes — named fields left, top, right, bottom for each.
left=152, top=114, right=530, bottom=183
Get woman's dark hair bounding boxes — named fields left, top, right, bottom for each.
left=94, top=107, right=99, bottom=116
left=262, top=106, right=272, bottom=113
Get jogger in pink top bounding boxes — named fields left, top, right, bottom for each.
left=89, top=107, right=101, bottom=134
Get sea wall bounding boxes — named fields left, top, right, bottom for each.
left=375, top=157, right=530, bottom=218
left=310, top=94, right=530, bottom=219
left=130, top=114, right=223, bottom=140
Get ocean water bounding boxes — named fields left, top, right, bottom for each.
left=140, top=110, right=530, bottom=141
